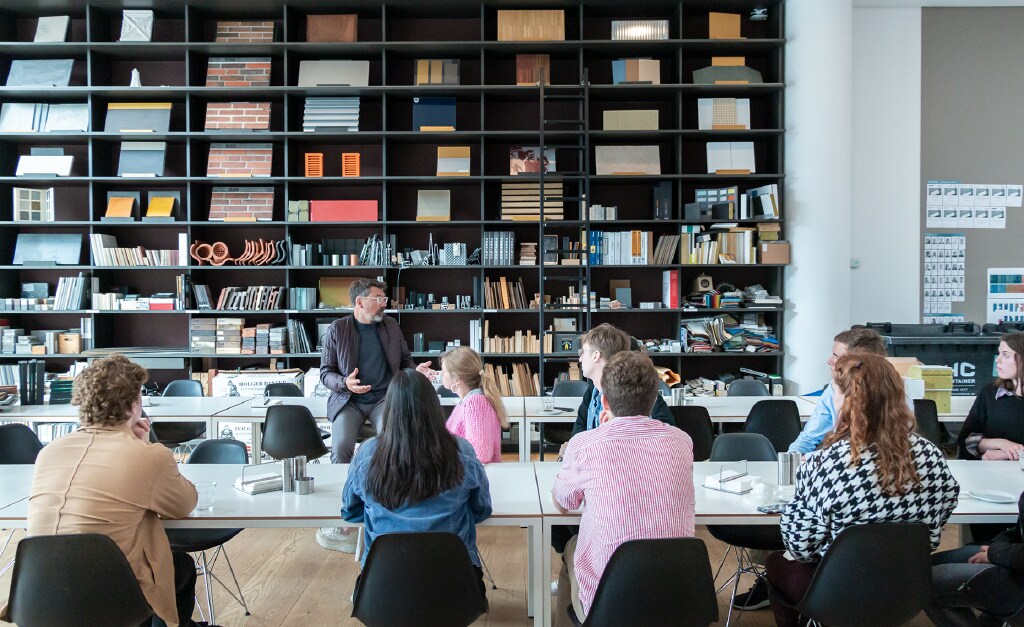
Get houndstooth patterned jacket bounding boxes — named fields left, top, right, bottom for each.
left=781, top=433, right=960, bottom=562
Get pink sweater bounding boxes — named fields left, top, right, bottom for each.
left=446, top=392, right=502, bottom=464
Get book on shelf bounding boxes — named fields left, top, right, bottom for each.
left=679, top=225, right=758, bottom=265
left=437, top=146, right=471, bottom=176
left=482, top=231, right=516, bottom=265
left=746, top=184, right=780, bottom=219
left=288, top=320, right=312, bottom=354
left=583, top=230, right=654, bottom=265
left=90, top=233, right=187, bottom=267
left=53, top=274, right=89, bottom=311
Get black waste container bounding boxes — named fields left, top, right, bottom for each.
left=854, top=322, right=996, bottom=396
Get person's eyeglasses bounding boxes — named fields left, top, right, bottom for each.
left=578, top=348, right=597, bottom=356
left=364, top=296, right=388, bottom=304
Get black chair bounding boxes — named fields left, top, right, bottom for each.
left=352, top=532, right=488, bottom=627
left=264, top=383, right=333, bottom=441
left=6, top=534, right=153, bottom=627
left=568, top=537, right=718, bottom=627
left=541, top=380, right=591, bottom=454
left=767, top=523, right=932, bottom=627
left=0, top=423, right=43, bottom=464
left=743, top=399, right=802, bottom=453
left=913, top=398, right=946, bottom=448
left=670, top=405, right=715, bottom=461
left=167, top=439, right=250, bottom=624
left=152, top=379, right=207, bottom=452
left=707, top=432, right=784, bottom=625
left=263, top=404, right=329, bottom=461
left=727, top=379, right=770, bottom=396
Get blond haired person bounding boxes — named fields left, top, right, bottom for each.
left=0, top=354, right=200, bottom=627
left=437, top=347, right=509, bottom=464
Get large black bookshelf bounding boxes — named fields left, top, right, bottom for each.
left=0, top=0, right=786, bottom=392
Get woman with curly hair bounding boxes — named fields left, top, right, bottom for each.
left=764, top=352, right=960, bottom=627
left=3, top=355, right=200, bottom=627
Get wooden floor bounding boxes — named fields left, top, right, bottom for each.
left=0, top=523, right=956, bottom=626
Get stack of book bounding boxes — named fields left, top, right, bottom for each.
left=90, top=233, right=187, bottom=266
left=216, top=318, right=244, bottom=354
left=288, top=287, right=317, bottom=310
left=482, top=231, right=516, bottom=265
left=49, top=377, right=73, bottom=404
left=680, top=225, right=758, bottom=264
left=287, top=320, right=312, bottom=353
left=518, top=242, right=537, bottom=266
left=757, top=222, right=781, bottom=241
left=303, top=97, right=359, bottom=132
left=1, top=328, right=25, bottom=354
left=189, top=319, right=216, bottom=353
left=54, top=273, right=89, bottom=310
left=269, top=326, right=288, bottom=354
left=500, top=182, right=563, bottom=220
left=481, top=328, right=543, bottom=354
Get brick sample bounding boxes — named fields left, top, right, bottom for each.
left=204, top=102, right=271, bottom=131
left=207, top=143, right=273, bottom=178
left=209, top=187, right=274, bottom=221
left=206, top=58, right=272, bottom=88
left=215, top=21, right=276, bottom=43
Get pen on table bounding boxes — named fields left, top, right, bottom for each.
left=554, top=407, right=574, bottom=413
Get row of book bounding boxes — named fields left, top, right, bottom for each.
left=680, top=225, right=758, bottom=265
left=483, top=277, right=531, bottom=310
left=90, top=233, right=188, bottom=267
left=482, top=231, right=517, bottom=266
left=681, top=314, right=778, bottom=353
left=484, top=362, right=539, bottom=397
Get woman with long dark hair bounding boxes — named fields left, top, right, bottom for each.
left=764, top=352, right=959, bottom=627
left=341, top=368, right=492, bottom=588
left=958, top=332, right=1024, bottom=461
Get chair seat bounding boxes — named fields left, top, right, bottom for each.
left=707, top=524, right=785, bottom=552
left=166, top=528, right=243, bottom=553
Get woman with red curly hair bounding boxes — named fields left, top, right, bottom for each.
left=764, top=352, right=960, bottom=627
left=1, top=354, right=200, bottom=627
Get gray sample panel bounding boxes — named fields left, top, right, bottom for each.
left=6, top=59, right=73, bottom=87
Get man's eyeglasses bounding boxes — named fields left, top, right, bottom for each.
left=364, top=296, right=388, bottom=304
left=577, top=348, right=597, bottom=356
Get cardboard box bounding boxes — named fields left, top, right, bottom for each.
left=759, top=241, right=790, bottom=264
left=907, top=364, right=954, bottom=389
left=57, top=332, right=81, bottom=354
left=887, top=357, right=924, bottom=377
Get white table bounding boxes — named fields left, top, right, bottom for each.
left=522, top=395, right=818, bottom=462
left=0, top=462, right=546, bottom=626
left=218, top=396, right=527, bottom=463
left=534, top=459, right=1024, bottom=627
left=940, top=396, right=975, bottom=423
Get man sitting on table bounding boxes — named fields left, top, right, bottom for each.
left=0, top=354, right=201, bottom=627
left=551, top=351, right=695, bottom=627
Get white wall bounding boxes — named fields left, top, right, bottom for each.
left=784, top=0, right=853, bottom=393
left=850, top=7, right=922, bottom=324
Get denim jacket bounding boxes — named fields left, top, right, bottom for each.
left=341, top=436, right=493, bottom=566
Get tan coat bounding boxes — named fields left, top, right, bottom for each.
left=4, top=424, right=197, bottom=626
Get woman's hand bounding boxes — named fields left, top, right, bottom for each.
left=980, top=438, right=1024, bottom=460
left=968, top=546, right=990, bottom=564
left=130, top=413, right=151, bottom=441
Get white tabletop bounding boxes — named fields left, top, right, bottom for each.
left=0, top=397, right=250, bottom=423
left=523, top=395, right=817, bottom=424
left=535, top=460, right=1023, bottom=525
left=215, top=395, right=526, bottom=419
left=0, top=462, right=542, bottom=529
left=940, top=396, right=975, bottom=422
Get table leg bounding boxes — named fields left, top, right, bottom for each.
left=519, top=419, right=529, bottom=463
left=530, top=522, right=545, bottom=627
left=251, top=422, right=263, bottom=464
left=541, top=522, right=553, bottom=627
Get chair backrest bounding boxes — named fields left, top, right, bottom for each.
left=913, top=398, right=943, bottom=447
left=7, top=534, right=153, bottom=627
left=187, top=438, right=249, bottom=464
left=0, top=423, right=44, bottom=464
left=743, top=399, right=802, bottom=453
left=264, top=382, right=303, bottom=397
left=581, top=538, right=718, bottom=627
left=552, top=380, right=590, bottom=397
left=263, top=404, right=329, bottom=461
left=352, top=532, right=487, bottom=627
left=669, top=406, right=714, bottom=462
left=727, top=379, right=770, bottom=397
left=162, top=379, right=203, bottom=397
left=438, top=386, right=459, bottom=398
left=796, top=523, right=932, bottom=627
left=709, top=432, right=777, bottom=462
left=150, top=421, right=207, bottom=446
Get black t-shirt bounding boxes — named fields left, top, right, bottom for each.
left=352, top=320, right=391, bottom=405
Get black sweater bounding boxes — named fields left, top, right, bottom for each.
left=957, top=382, right=1024, bottom=460
left=570, top=380, right=675, bottom=436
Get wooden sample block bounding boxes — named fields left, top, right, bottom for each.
left=206, top=58, right=272, bottom=88
left=342, top=153, right=360, bottom=177
left=612, top=58, right=660, bottom=85
left=709, top=12, right=742, bottom=39
left=215, top=21, right=276, bottom=43
left=415, top=59, right=460, bottom=85
left=594, top=145, right=661, bottom=175
left=500, top=182, right=564, bottom=220
left=146, top=196, right=175, bottom=218
left=105, top=196, right=135, bottom=218
left=209, top=187, right=274, bottom=221
left=307, top=14, right=357, bottom=42
left=305, top=153, right=323, bottom=178
left=437, top=146, right=471, bottom=176
left=602, top=110, right=659, bottom=131
left=207, top=143, right=273, bottom=177
left=497, top=10, right=564, bottom=41
left=205, top=102, right=271, bottom=131
left=516, top=55, right=550, bottom=85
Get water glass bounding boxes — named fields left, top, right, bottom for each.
left=194, top=481, right=216, bottom=511
left=542, top=397, right=554, bottom=412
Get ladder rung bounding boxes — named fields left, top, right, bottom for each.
left=543, top=276, right=587, bottom=282
left=542, top=144, right=585, bottom=150
left=544, top=119, right=585, bottom=126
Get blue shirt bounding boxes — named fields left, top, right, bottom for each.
left=586, top=388, right=603, bottom=431
left=788, top=383, right=918, bottom=454
left=341, top=436, right=493, bottom=566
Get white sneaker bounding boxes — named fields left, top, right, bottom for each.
left=317, top=526, right=358, bottom=553
left=551, top=579, right=559, bottom=595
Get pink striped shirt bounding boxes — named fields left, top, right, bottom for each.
left=553, top=415, right=694, bottom=616
left=445, top=392, right=502, bottom=464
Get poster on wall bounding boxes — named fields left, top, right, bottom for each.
left=923, top=233, right=965, bottom=319
left=987, top=268, right=1024, bottom=324
left=926, top=180, right=1018, bottom=229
